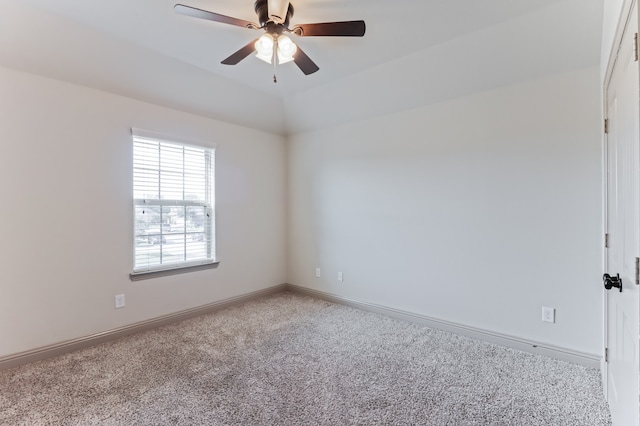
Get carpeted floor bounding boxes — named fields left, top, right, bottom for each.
left=1, top=291, right=611, bottom=425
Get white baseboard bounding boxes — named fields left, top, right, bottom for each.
left=1, top=283, right=601, bottom=371
left=0, top=284, right=287, bottom=371
left=285, top=284, right=601, bottom=369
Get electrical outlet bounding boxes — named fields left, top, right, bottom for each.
left=315, top=268, right=321, bottom=278
left=338, top=272, right=344, bottom=282
left=542, top=306, right=555, bottom=323
left=115, top=294, right=126, bottom=309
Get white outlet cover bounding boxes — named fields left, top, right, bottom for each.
left=542, top=306, right=555, bottom=323
left=115, top=294, right=126, bottom=309
left=315, top=268, right=321, bottom=278
left=338, top=272, right=344, bottom=282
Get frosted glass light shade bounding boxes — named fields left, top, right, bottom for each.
left=255, top=34, right=275, bottom=63
left=277, top=35, right=297, bottom=64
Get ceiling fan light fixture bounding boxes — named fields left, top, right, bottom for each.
left=175, top=2, right=365, bottom=76
left=276, top=34, right=297, bottom=64
left=255, top=33, right=275, bottom=63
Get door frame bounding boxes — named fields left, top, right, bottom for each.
left=602, top=0, right=640, bottom=404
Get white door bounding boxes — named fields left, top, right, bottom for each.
left=605, top=3, right=640, bottom=424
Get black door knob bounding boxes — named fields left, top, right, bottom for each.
left=603, top=273, right=623, bottom=292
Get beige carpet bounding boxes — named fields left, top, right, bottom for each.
left=0, top=291, right=611, bottom=425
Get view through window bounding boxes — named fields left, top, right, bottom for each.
left=132, top=130, right=216, bottom=273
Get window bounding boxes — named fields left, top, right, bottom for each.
left=131, top=128, right=216, bottom=276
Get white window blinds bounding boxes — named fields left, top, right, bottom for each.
left=132, top=129, right=216, bottom=273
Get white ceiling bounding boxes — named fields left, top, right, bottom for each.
left=0, top=0, right=602, bottom=135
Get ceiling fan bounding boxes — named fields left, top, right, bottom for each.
left=174, top=0, right=366, bottom=80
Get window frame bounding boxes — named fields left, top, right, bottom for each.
left=129, top=128, right=218, bottom=280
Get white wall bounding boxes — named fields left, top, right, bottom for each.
left=288, top=67, right=603, bottom=356
left=0, top=66, right=287, bottom=358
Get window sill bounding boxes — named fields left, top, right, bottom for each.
left=130, top=261, right=220, bottom=281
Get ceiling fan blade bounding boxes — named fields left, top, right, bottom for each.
left=174, top=4, right=258, bottom=29
left=292, top=20, right=365, bottom=37
left=293, top=46, right=319, bottom=75
left=221, top=39, right=259, bottom=65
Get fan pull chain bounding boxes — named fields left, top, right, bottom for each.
left=273, top=40, right=278, bottom=83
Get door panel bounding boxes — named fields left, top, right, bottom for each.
left=605, top=4, right=640, bottom=424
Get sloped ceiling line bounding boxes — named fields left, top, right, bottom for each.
left=0, top=0, right=602, bottom=135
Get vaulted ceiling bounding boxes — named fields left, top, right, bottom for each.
left=0, top=0, right=602, bottom=135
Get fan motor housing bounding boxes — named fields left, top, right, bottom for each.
left=254, top=0, right=294, bottom=27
